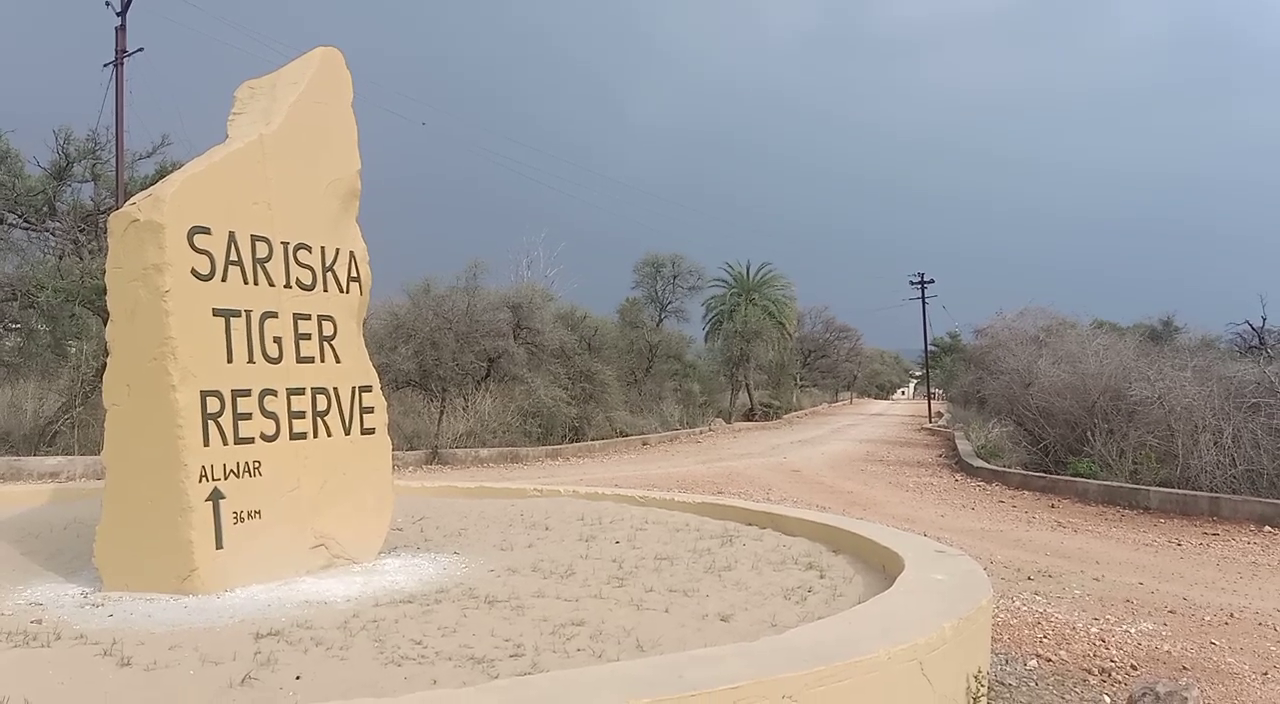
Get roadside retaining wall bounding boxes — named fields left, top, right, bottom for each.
left=0, top=403, right=841, bottom=484
left=928, top=424, right=1280, bottom=527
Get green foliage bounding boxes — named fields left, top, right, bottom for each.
left=920, top=329, right=966, bottom=392
left=1065, top=457, right=1101, bottom=480
left=0, top=126, right=179, bottom=455
left=701, top=260, right=797, bottom=419
left=701, top=260, right=796, bottom=345
left=967, top=667, right=989, bottom=704
left=1088, top=313, right=1186, bottom=345
left=852, top=349, right=912, bottom=400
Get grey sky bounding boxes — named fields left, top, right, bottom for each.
left=5, top=1, right=1280, bottom=348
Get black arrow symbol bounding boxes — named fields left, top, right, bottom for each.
left=205, top=485, right=226, bottom=551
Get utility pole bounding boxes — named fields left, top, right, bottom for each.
left=908, top=272, right=937, bottom=421
left=104, top=0, right=143, bottom=210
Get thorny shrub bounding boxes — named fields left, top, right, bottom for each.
left=949, top=307, right=1280, bottom=499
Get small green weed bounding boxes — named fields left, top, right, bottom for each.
left=967, top=666, right=989, bottom=704
left=1065, top=458, right=1101, bottom=480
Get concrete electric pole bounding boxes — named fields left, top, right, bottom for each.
left=105, top=0, right=143, bottom=210
left=908, top=272, right=937, bottom=421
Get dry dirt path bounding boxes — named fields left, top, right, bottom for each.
left=418, top=400, right=1280, bottom=703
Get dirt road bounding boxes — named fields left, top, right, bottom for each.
left=424, top=400, right=1279, bottom=703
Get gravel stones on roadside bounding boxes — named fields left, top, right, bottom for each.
left=989, top=652, right=1115, bottom=703
left=1126, top=679, right=1203, bottom=704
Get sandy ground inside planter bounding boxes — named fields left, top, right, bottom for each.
left=0, top=495, right=886, bottom=704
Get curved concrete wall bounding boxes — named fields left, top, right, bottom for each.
left=0, top=481, right=993, bottom=703
left=349, top=484, right=993, bottom=703
left=928, top=424, right=1280, bottom=527
left=0, top=403, right=843, bottom=482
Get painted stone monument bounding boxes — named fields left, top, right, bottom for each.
left=93, top=46, right=393, bottom=594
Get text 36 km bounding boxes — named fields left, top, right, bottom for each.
left=231, top=508, right=262, bottom=525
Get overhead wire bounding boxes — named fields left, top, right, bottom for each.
left=127, top=83, right=156, bottom=146
left=153, top=11, right=283, bottom=66
left=849, top=301, right=913, bottom=314
left=153, top=6, right=678, bottom=237
left=136, top=50, right=197, bottom=157
left=164, top=1, right=845, bottom=242
left=152, top=2, right=911, bottom=295
left=165, top=4, right=703, bottom=227
left=178, top=0, right=295, bottom=60
left=93, top=66, right=115, bottom=134
left=938, top=300, right=962, bottom=333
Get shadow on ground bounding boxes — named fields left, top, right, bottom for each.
left=0, top=499, right=101, bottom=588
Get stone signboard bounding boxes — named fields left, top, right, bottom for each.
left=93, top=46, right=393, bottom=594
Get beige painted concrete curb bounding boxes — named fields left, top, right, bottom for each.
left=925, top=424, right=1280, bottom=527
left=0, top=481, right=993, bottom=702
left=0, top=403, right=843, bottom=484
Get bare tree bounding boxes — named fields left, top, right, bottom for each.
left=1229, top=296, right=1280, bottom=362
left=794, top=305, right=863, bottom=400
left=630, top=252, right=706, bottom=328
left=508, top=229, right=572, bottom=295
left=613, top=253, right=706, bottom=394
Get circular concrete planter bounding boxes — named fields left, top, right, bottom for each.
left=0, top=482, right=993, bottom=703
left=355, top=483, right=993, bottom=704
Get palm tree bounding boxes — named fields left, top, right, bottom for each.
left=702, top=260, right=797, bottom=419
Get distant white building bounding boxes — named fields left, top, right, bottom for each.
left=892, top=373, right=944, bottom=401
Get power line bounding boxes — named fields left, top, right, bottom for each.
left=163, top=1, right=829, bottom=242
left=136, top=51, right=197, bottom=157
left=139, top=2, right=904, bottom=288
left=127, top=85, right=155, bottom=145
left=162, top=3, right=711, bottom=229
left=465, top=145, right=669, bottom=235
left=153, top=6, right=683, bottom=237
left=850, top=301, right=912, bottom=314
left=93, top=66, right=115, bottom=134
left=338, top=94, right=675, bottom=235
left=153, top=11, right=282, bottom=66
left=938, top=300, right=962, bottom=333
left=178, top=0, right=295, bottom=60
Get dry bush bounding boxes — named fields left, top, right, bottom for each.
left=0, top=376, right=104, bottom=456
left=366, top=261, right=727, bottom=453
left=0, top=377, right=62, bottom=455
left=951, top=307, right=1280, bottom=499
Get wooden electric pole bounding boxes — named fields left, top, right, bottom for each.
left=104, top=0, right=143, bottom=210
left=909, top=272, right=937, bottom=421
